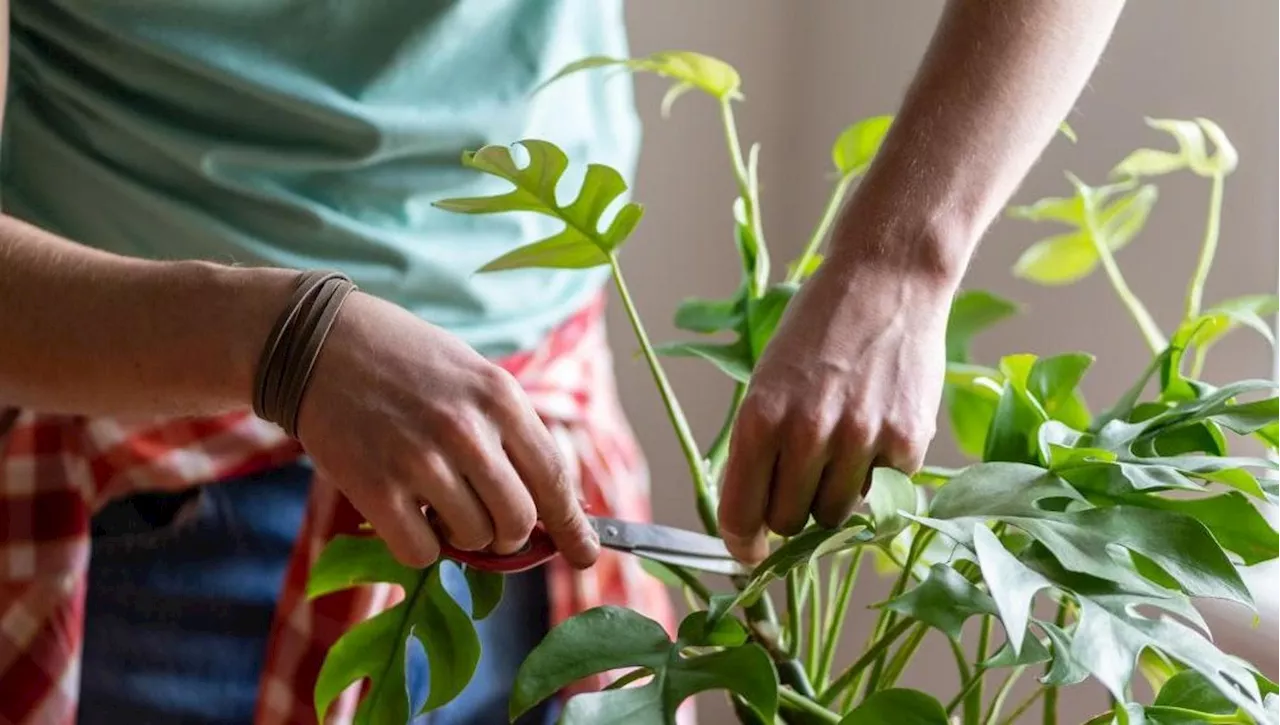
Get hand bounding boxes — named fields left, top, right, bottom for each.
left=296, top=292, right=600, bottom=569
left=717, top=254, right=952, bottom=564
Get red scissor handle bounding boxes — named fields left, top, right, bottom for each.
left=435, top=519, right=562, bottom=573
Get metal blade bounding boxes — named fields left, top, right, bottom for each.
left=635, top=549, right=751, bottom=577
left=589, top=516, right=736, bottom=559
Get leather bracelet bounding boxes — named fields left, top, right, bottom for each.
left=252, top=269, right=357, bottom=438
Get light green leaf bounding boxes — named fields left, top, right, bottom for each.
left=1012, top=183, right=1158, bottom=286
left=984, top=355, right=1049, bottom=463
left=1008, top=194, right=1084, bottom=225
left=433, top=140, right=644, bottom=272
left=1114, top=118, right=1238, bottom=179
left=537, top=50, right=742, bottom=104
left=880, top=562, right=997, bottom=640
left=654, top=339, right=752, bottom=383
left=512, top=607, right=778, bottom=724
left=973, top=525, right=1054, bottom=655
left=1060, top=121, right=1079, bottom=143
left=867, top=467, right=921, bottom=542
left=943, top=290, right=1018, bottom=457
left=786, top=253, right=824, bottom=281
left=1112, top=148, right=1188, bottom=178
left=945, top=290, right=1020, bottom=363
left=1154, top=669, right=1236, bottom=714
left=1028, top=352, right=1094, bottom=428
left=838, top=688, right=949, bottom=725
left=832, top=115, right=893, bottom=177
left=660, top=81, right=694, bottom=118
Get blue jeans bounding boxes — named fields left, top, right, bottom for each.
left=79, top=462, right=556, bottom=725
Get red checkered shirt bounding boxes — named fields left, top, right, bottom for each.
left=0, top=294, right=684, bottom=724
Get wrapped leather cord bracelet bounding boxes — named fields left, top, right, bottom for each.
left=252, top=269, right=357, bottom=437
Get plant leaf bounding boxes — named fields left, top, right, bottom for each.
left=984, top=355, right=1049, bottom=463
left=433, top=140, right=644, bottom=272
left=745, top=283, right=799, bottom=360
left=973, top=525, right=1054, bottom=654
left=1106, top=491, right=1279, bottom=566
left=880, top=562, right=997, bottom=640
left=308, top=537, right=485, bottom=723
left=867, top=467, right=921, bottom=542
left=512, top=607, right=778, bottom=724
left=832, top=115, right=893, bottom=178
left=537, top=51, right=742, bottom=103
left=1012, top=184, right=1158, bottom=285
left=1154, top=669, right=1236, bottom=714
left=838, top=688, right=949, bottom=724
left=673, top=292, right=745, bottom=334
left=1028, top=352, right=1095, bottom=429
left=654, top=339, right=753, bottom=383
left=945, top=290, right=1020, bottom=364
left=943, top=290, right=1018, bottom=457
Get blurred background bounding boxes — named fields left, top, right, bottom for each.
left=608, top=1, right=1279, bottom=721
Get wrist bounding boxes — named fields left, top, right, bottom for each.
left=824, top=198, right=975, bottom=296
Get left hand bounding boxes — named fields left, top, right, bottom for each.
left=717, top=250, right=954, bottom=565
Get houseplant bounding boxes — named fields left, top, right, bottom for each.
left=307, top=51, right=1280, bottom=725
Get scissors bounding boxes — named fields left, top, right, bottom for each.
left=435, top=514, right=751, bottom=576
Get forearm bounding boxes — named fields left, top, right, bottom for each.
left=830, top=0, right=1126, bottom=282
left=0, top=214, right=295, bottom=416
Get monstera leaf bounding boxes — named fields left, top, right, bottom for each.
left=943, top=290, right=1020, bottom=457
left=433, top=140, right=642, bottom=272
left=307, top=536, right=503, bottom=724
left=510, top=607, right=777, bottom=725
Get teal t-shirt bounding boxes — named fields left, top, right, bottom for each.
left=2, top=0, right=639, bottom=358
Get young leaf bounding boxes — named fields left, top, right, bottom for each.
left=945, top=290, right=1021, bottom=363
left=745, top=283, right=799, bottom=360
left=433, top=140, right=643, bottom=272
left=943, top=290, right=1018, bottom=457
left=866, top=467, right=920, bottom=543
left=654, top=339, right=753, bottom=383
left=837, top=688, right=949, bottom=725
left=984, top=354, right=1050, bottom=464
left=831, top=115, right=893, bottom=178
left=1012, top=183, right=1158, bottom=286
left=537, top=50, right=743, bottom=109
left=1113, top=117, right=1238, bottom=179
left=308, top=536, right=488, bottom=723
left=673, top=292, right=745, bottom=334
left=511, top=607, right=778, bottom=724
left=1028, top=352, right=1095, bottom=429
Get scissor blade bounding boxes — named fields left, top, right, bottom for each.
left=636, top=549, right=752, bottom=577
left=589, top=516, right=741, bottom=561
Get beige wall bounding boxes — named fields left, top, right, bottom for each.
left=610, top=1, right=1278, bottom=722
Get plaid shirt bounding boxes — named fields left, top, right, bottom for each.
left=0, top=294, right=684, bottom=724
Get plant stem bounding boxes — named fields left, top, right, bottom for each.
left=983, top=666, right=1027, bottom=725
left=966, top=616, right=993, bottom=724
left=864, top=530, right=932, bottom=693
left=1080, top=194, right=1166, bottom=353
left=719, top=100, right=769, bottom=295
left=610, top=260, right=717, bottom=534
left=1044, top=602, right=1069, bottom=725
left=880, top=622, right=929, bottom=689
left=816, top=553, right=863, bottom=688
left=948, top=636, right=973, bottom=684
left=946, top=667, right=987, bottom=715
left=805, top=572, right=823, bottom=679
left=659, top=562, right=712, bottom=604
left=818, top=618, right=916, bottom=706
left=1185, top=173, right=1225, bottom=320
left=787, top=176, right=852, bottom=285
left=998, top=687, right=1047, bottom=725
left=706, top=383, right=747, bottom=482
left=786, top=569, right=803, bottom=656
left=778, top=688, right=842, bottom=725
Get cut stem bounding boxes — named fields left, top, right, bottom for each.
left=787, top=175, right=853, bottom=285
left=1185, top=173, right=1225, bottom=320
left=610, top=260, right=717, bottom=533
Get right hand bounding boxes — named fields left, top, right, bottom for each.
left=295, top=291, right=600, bottom=569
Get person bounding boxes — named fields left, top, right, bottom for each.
left=0, top=1, right=1125, bottom=724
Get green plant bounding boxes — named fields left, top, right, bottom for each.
left=309, top=51, right=1280, bottom=725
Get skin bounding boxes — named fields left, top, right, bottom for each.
left=0, top=1, right=1125, bottom=570
left=719, top=0, right=1128, bottom=564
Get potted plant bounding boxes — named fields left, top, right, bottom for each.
left=308, top=51, right=1279, bottom=725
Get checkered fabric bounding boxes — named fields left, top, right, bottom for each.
left=0, top=294, right=684, bottom=724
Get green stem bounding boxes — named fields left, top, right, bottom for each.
left=786, top=570, right=804, bottom=656
left=779, top=688, right=842, bottom=725
left=945, top=667, right=987, bottom=715
left=1185, top=173, right=1225, bottom=320
left=880, top=622, right=929, bottom=689
left=706, top=383, right=747, bottom=482
left=818, top=618, right=917, bottom=706
left=983, top=666, right=1027, bottom=725
left=1044, top=602, right=1069, bottom=725
left=787, top=176, right=852, bottom=285
left=1081, top=194, right=1166, bottom=353
left=816, top=553, right=863, bottom=688
left=658, top=562, right=711, bottom=604
left=948, top=636, right=973, bottom=684
left=610, top=260, right=717, bottom=534
left=998, top=687, right=1047, bottom=725
left=719, top=100, right=769, bottom=295
left=865, top=531, right=933, bottom=693
left=805, top=572, right=823, bottom=679
left=966, top=616, right=993, bottom=724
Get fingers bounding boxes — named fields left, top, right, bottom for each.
left=455, top=433, right=538, bottom=556
left=347, top=485, right=442, bottom=569
left=416, top=449, right=493, bottom=551
left=718, top=397, right=779, bottom=565
left=765, top=413, right=832, bottom=536
left=501, top=389, right=599, bottom=569
left=812, top=439, right=873, bottom=529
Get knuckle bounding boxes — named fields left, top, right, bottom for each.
left=492, top=497, right=537, bottom=543
left=784, top=410, right=829, bottom=451
left=440, top=414, right=488, bottom=450
left=840, top=410, right=877, bottom=446
left=477, top=366, right=523, bottom=410
left=740, top=394, right=785, bottom=437
left=451, top=525, right=493, bottom=552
